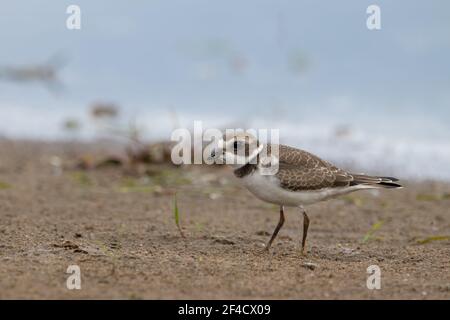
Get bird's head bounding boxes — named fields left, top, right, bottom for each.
left=209, top=132, right=263, bottom=168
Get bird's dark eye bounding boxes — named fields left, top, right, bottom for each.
left=233, top=141, right=239, bottom=151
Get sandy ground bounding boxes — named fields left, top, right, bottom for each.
left=0, top=139, right=449, bottom=299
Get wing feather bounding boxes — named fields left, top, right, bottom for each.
left=268, top=144, right=353, bottom=191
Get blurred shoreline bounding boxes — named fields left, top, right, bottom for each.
left=1, top=124, right=450, bottom=182
left=0, top=137, right=450, bottom=185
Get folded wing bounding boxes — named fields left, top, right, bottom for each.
left=269, top=144, right=401, bottom=191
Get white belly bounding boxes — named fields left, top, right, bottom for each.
left=240, top=171, right=373, bottom=207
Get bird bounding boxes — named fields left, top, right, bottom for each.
left=209, top=132, right=402, bottom=254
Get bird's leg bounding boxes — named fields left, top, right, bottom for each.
left=301, top=209, right=310, bottom=255
left=264, top=205, right=285, bottom=251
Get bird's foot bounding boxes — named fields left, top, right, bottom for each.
left=300, top=246, right=308, bottom=257
left=257, top=243, right=271, bottom=254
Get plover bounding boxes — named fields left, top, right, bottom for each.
left=210, top=132, right=402, bottom=254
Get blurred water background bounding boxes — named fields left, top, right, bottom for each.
left=1, top=0, right=449, bottom=180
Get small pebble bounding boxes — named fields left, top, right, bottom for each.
left=302, top=262, right=318, bottom=270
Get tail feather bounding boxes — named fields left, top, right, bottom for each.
left=350, top=174, right=402, bottom=189
left=380, top=176, right=399, bottom=182
left=377, top=181, right=403, bottom=188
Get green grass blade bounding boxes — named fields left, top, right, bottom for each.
left=416, top=235, right=450, bottom=244
left=173, top=194, right=185, bottom=238
left=362, top=220, right=384, bottom=243
left=0, top=181, right=12, bottom=190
